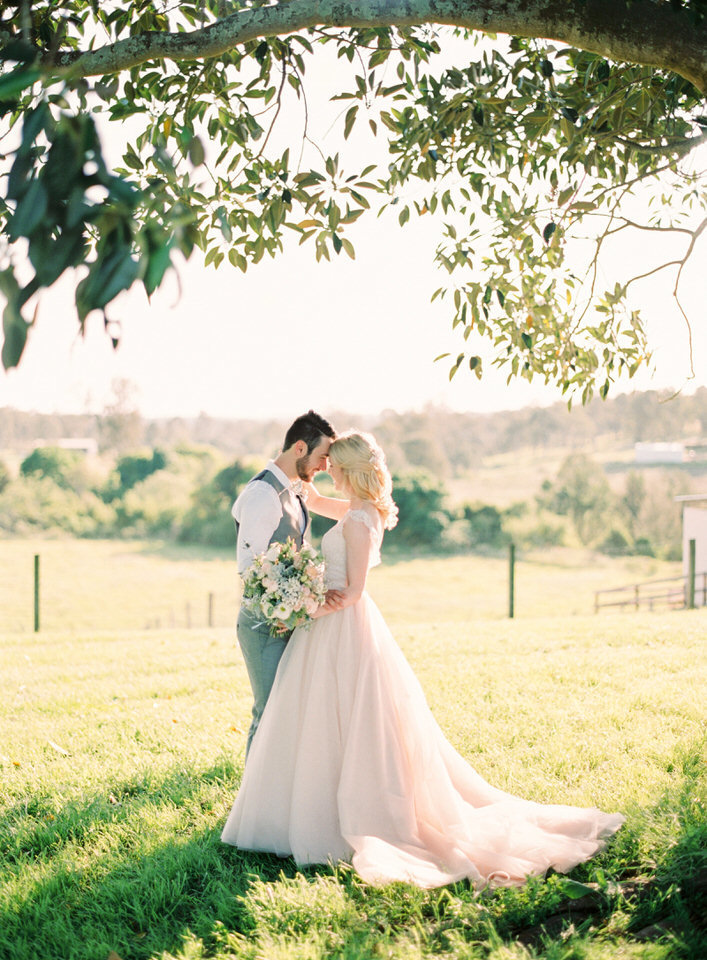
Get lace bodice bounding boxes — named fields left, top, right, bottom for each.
left=321, top=509, right=383, bottom=590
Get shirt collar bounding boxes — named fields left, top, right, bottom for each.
left=266, top=459, right=299, bottom=493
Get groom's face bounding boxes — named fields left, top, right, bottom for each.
left=296, top=436, right=332, bottom=482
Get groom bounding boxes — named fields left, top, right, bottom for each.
left=233, top=410, right=342, bottom=757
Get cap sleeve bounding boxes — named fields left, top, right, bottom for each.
left=343, top=508, right=383, bottom=567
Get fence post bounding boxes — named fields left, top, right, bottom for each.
left=687, top=538, right=696, bottom=609
left=508, top=542, right=515, bottom=619
left=208, top=592, right=214, bottom=628
left=634, top=584, right=639, bottom=611
left=34, top=554, right=40, bottom=633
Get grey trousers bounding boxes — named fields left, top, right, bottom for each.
left=237, top=608, right=291, bottom=758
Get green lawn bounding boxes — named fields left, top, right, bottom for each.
left=0, top=538, right=684, bottom=634
left=1, top=579, right=705, bottom=959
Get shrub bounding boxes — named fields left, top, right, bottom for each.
left=20, top=446, right=82, bottom=489
left=462, top=503, right=506, bottom=547
left=633, top=537, right=655, bottom=557
left=179, top=459, right=259, bottom=547
left=115, top=470, right=193, bottom=537
left=0, top=476, right=115, bottom=536
left=537, top=453, right=614, bottom=545
left=0, top=459, right=10, bottom=494
left=116, top=448, right=167, bottom=492
left=599, top=527, right=632, bottom=556
left=386, top=472, right=450, bottom=549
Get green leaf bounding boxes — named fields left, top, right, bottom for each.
left=8, top=178, right=48, bottom=240
left=142, top=234, right=173, bottom=297
left=0, top=67, right=40, bottom=101
left=469, top=356, right=482, bottom=378
left=557, top=879, right=600, bottom=900
left=0, top=39, right=36, bottom=64
left=543, top=222, right=557, bottom=243
left=95, top=77, right=120, bottom=101
left=449, top=353, right=464, bottom=380
left=0, top=268, right=29, bottom=369
left=20, top=102, right=49, bottom=153
left=344, top=105, right=358, bottom=140
left=561, top=106, right=579, bottom=123
left=188, top=136, right=205, bottom=166
left=29, top=229, right=87, bottom=288
left=76, top=245, right=139, bottom=322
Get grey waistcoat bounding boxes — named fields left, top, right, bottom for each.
left=235, top=468, right=310, bottom=552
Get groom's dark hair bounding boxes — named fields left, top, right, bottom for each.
left=283, top=410, right=336, bottom=454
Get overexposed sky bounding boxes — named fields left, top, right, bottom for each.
left=1, top=33, right=705, bottom=420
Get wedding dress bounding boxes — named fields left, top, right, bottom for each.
left=221, top=510, right=624, bottom=889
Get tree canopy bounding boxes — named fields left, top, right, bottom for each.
left=1, top=0, right=706, bottom=402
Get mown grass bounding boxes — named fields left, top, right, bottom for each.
left=0, top=537, right=683, bottom=634
left=2, top=596, right=705, bottom=960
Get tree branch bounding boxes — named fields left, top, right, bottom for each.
left=673, top=214, right=707, bottom=378
left=40, top=0, right=707, bottom=93
left=615, top=128, right=707, bottom=158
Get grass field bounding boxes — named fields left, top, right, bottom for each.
left=1, top=542, right=705, bottom=960
left=0, top=538, right=685, bottom=634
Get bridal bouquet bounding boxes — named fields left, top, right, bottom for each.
left=242, top=538, right=327, bottom=633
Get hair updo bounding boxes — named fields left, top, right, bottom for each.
left=329, top=431, right=398, bottom=530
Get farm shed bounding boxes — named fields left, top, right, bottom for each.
left=635, top=442, right=685, bottom=464
left=676, top=494, right=707, bottom=607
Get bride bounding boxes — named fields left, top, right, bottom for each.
left=221, top=431, right=624, bottom=889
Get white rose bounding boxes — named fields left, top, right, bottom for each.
left=273, top=602, right=292, bottom=620
left=265, top=543, right=281, bottom=562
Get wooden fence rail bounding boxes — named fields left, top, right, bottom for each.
left=595, top=571, right=707, bottom=613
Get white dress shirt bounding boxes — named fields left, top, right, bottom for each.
left=232, top=460, right=306, bottom=575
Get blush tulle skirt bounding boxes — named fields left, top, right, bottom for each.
left=221, top=593, right=624, bottom=889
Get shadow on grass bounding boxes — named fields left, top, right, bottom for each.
left=127, top=536, right=510, bottom=570
left=128, top=540, right=235, bottom=563
left=1, top=738, right=705, bottom=960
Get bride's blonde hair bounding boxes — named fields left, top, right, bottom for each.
left=329, top=431, right=398, bottom=530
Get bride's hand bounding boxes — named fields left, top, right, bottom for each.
left=312, top=589, right=345, bottom=618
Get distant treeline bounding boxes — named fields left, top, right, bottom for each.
left=1, top=386, right=706, bottom=475
left=0, top=441, right=696, bottom=561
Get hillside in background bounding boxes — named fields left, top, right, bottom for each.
left=1, top=388, right=706, bottom=562
left=1, top=386, right=706, bottom=471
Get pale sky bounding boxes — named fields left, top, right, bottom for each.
left=1, top=33, right=705, bottom=421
